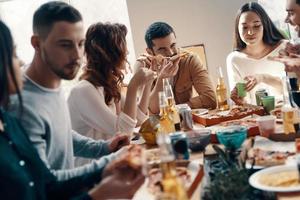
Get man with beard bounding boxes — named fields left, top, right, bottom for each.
left=137, top=22, right=216, bottom=113
left=9, top=1, right=129, bottom=181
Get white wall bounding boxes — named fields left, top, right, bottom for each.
left=71, top=0, right=136, bottom=67
left=126, top=0, right=256, bottom=88
left=0, top=0, right=49, bottom=63
left=0, top=0, right=135, bottom=92
left=0, top=0, right=135, bottom=66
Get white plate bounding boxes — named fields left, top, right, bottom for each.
left=249, top=165, right=300, bottom=192
left=192, top=108, right=208, bottom=116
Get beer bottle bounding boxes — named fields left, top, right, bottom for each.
left=156, top=133, right=189, bottom=200
left=158, top=91, right=175, bottom=134
left=216, top=67, right=229, bottom=111
left=163, top=78, right=181, bottom=131
left=282, top=76, right=297, bottom=134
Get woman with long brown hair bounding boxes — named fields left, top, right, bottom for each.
left=227, top=2, right=287, bottom=105
left=68, top=22, right=155, bottom=165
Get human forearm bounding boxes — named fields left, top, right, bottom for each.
left=188, top=91, right=217, bottom=109
left=190, top=73, right=217, bottom=109
left=138, top=82, right=153, bottom=114
left=72, top=131, right=110, bottom=158
left=123, top=82, right=138, bottom=120
left=255, top=74, right=282, bottom=93
left=148, top=77, right=164, bottom=114
left=47, top=167, right=104, bottom=200
left=52, top=154, right=114, bottom=181
left=230, top=87, right=245, bottom=106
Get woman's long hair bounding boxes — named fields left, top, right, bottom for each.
left=233, top=2, right=286, bottom=51
left=81, top=22, right=127, bottom=105
left=0, top=20, right=22, bottom=110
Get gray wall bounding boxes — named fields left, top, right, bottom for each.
left=126, top=0, right=256, bottom=88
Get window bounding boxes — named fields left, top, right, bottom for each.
left=0, top=0, right=135, bottom=95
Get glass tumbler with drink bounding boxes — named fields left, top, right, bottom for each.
left=256, top=115, right=276, bottom=138
left=236, top=82, right=247, bottom=98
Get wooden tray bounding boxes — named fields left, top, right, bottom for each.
left=269, top=132, right=300, bottom=141
left=193, top=107, right=265, bottom=127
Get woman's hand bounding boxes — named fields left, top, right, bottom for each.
left=134, top=53, right=181, bottom=80
left=130, top=67, right=156, bottom=89
left=136, top=53, right=154, bottom=69
left=244, top=75, right=257, bottom=91
left=230, top=87, right=245, bottom=105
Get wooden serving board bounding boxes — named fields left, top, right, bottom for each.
left=192, top=106, right=265, bottom=127
left=269, top=125, right=300, bottom=141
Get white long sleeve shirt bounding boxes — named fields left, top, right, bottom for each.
left=226, top=41, right=287, bottom=104
left=68, top=80, right=147, bottom=165
left=68, top=80, right=148, bottom=140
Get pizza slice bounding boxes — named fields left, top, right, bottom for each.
left=248, top=148, right=294, bottom=167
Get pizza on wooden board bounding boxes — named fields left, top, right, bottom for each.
left=219, top=119, right=257, bottom=127
left=200, top=105, right=263, bottom=119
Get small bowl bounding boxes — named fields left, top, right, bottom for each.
left=216, top=125, right=247, bottom=149
left=186, top=129, right=211, bottom=152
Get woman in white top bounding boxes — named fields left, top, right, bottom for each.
left=68, top=23, right=156, bottom=165
left=227, top=2, right=287, bottom=105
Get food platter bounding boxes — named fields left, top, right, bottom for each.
left=246, top=136, right=296, bottom=169
left=192, top=105, right=265, bottom=127
left=249, top=165, right=300, bottom=192
left=133, top=157, right=203, bottom=200
left=246, top=148, right=295, bottom=169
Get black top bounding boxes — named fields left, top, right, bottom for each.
left=0, top=109, right=102, bottom=200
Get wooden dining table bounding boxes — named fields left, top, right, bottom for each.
left=131, top=134, right=205, bottom=200
left=133, top=111, right=300, bottom=200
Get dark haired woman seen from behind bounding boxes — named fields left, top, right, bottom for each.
left=0, top=20, right=144, bottom=200
left=227, top=2, right=287, bottom=105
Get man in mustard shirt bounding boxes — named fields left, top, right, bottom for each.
left=136, top=22, right=216, bottom=113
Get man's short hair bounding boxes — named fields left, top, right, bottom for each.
left=145, top=22, right=175, bottom=49
left=33, top=1, right=82, bottom=39
left=297, top=0, right=300, bottom=5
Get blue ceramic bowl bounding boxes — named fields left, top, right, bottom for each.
left=186, top=129, right=211, bottom=152
left=216, top=126, right=247, bottom=149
